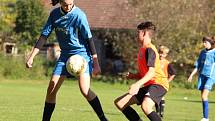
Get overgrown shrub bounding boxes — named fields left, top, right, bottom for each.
left=0, top=53, right=49, bottom=80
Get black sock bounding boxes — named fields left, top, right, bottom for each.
left=122, top=106, right=140, bottom=121
left=147, top=111, right=161, bottom=121
left=42, top=102, right=55, bottom=121
left=88, top=96, right=107, bottom=121
left=160, top=100, right=165, bottom=117
left=155, top=103, right=160, bottom=114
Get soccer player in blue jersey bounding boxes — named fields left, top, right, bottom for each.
left=188, top=36, right=215, bottom=121
left=26, top=0, right=108, bottom=121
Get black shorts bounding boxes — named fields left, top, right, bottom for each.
left=135, top=84, right=167, bottom=105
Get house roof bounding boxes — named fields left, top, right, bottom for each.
left=42, top=0, right=140, bottom=29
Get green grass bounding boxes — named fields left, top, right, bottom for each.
left=0, top=79, right=215, bottom=121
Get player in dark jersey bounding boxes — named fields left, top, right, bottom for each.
left=114, top=21, right=168, bottom=121
left=26, top=0, right=108, bottom=121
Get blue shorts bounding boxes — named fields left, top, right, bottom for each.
left=198, top=74, right=215, bottom=91
left=52, top=53, right=93, bottom=76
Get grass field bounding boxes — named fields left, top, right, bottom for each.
left=0, top=79, right=215, bottom=121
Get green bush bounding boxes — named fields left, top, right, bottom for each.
left=0, top=53, right=50, bottom=80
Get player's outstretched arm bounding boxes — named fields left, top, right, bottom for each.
left=187, top=68, right=198, bottom=82
left=26, top=36, right=47, bottom=68
left=128, top=67, right=155, bottom=95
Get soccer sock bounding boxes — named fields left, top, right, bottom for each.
left=42, top=102, right=56, bottom=121
left=88, top=96, right=108, bottom=121
left=160, top=100, right=165, bottom=117
left=147, top=111, right=162, bottom=121
left=122, top=106, right=140, bottom=121
left=155, top=103, right=160, bottom=114
left=202, top=100, right=209, bottom=119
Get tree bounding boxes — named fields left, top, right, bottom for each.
left=0, top=1, right=16, bottom=33
left=98, top=0, right=215, bottom=76
left=128, top=0, right=215, bottom=65
left=15, top=0, right=47, bottom=45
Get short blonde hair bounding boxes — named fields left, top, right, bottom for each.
left=159, top=45, right=169, bottom=54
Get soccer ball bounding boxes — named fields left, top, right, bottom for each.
left=66, top=55, right=87, bottom=76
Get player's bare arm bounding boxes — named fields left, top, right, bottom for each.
left=128, top=67, right=155, bottom=95
left=188, top=68, right=198, bottom=82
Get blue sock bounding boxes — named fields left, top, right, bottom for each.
left=202, top=100, right=209, bottom=119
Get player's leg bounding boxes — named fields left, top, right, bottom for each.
left=201, top=77, right=214, bottom=120
left=42, top=55, right=69, bottom=121
left=42, top=75, right=65, bottom=121
left=199, top=76, right=214, bottom=120
left=159, top=97, right=165, bottom=117
left=141, top=97, right=161, bottom=121
left=114, top=93, right=142, bottom=121
left=79, top=73, right=108, bottom=121
left=155, top=102, right=160, bottom=115
left=141, top=85, right=167, bottom=121
left=201, top=89, right=209, bottom=121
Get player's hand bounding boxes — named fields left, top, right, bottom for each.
left=187, top=76, right=192, bottom=82
left=26, top=57, right=34, bottom=68
left=128, top=83, right=140, bottom=95
left=126, top=72, right=134, bottom=79
left=92, top=58, right=101, bottom=76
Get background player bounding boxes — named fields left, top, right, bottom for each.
left=188, top=36, right=215, bottom=121
left=156, top=45, right=176, bottom=118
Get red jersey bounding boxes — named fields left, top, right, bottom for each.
left=137, top=44, right=169, bottom=91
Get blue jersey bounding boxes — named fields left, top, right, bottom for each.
left=195, top=48, right=215, bottom=79
left=41, top=6, right=92, bottom=55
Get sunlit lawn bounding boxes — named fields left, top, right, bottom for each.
left=0, top=79, right=215, bottom=121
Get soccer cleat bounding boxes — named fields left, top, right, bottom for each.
left=200, top=118, right=209, bottom=121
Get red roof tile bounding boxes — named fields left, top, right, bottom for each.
left=42, top=0, right=139, bottom=29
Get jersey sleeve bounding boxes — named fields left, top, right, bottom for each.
left=168, top=63, right=176, bottom=76
left=77, top=13, right=92, bottom=39
left=194, top=50, right=203, bottom=69
left=145, top=48, right=156, bottom=67
left=41, top=13, right=54, bottom=38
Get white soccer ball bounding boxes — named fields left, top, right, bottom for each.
left=66, top=55, right=87, bottom=76
left=183, top=97, right=188, bottom=100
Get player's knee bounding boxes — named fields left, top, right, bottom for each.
left=201, top=94, right=208, bottom=100
left=141, top=103, right=147, bottom=112
left=47, top=81, right=57, bottom=94
left=80, top=90, right=88, bottom=98
left=141, top=102, right=152, bottom=114
left=80, top=88, right=90, bottom=98
left=114, top=98, right=124, bottom=111
left=114, top=99, right=119, bottom=108
left=201, top=90, right=209, bottom=100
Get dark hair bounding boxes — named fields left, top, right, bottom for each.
left=203, top=36, right=215, bottom=48
left=137, top=21, right=156, bottom=31
left=51, top=0, right=60, bottom=6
